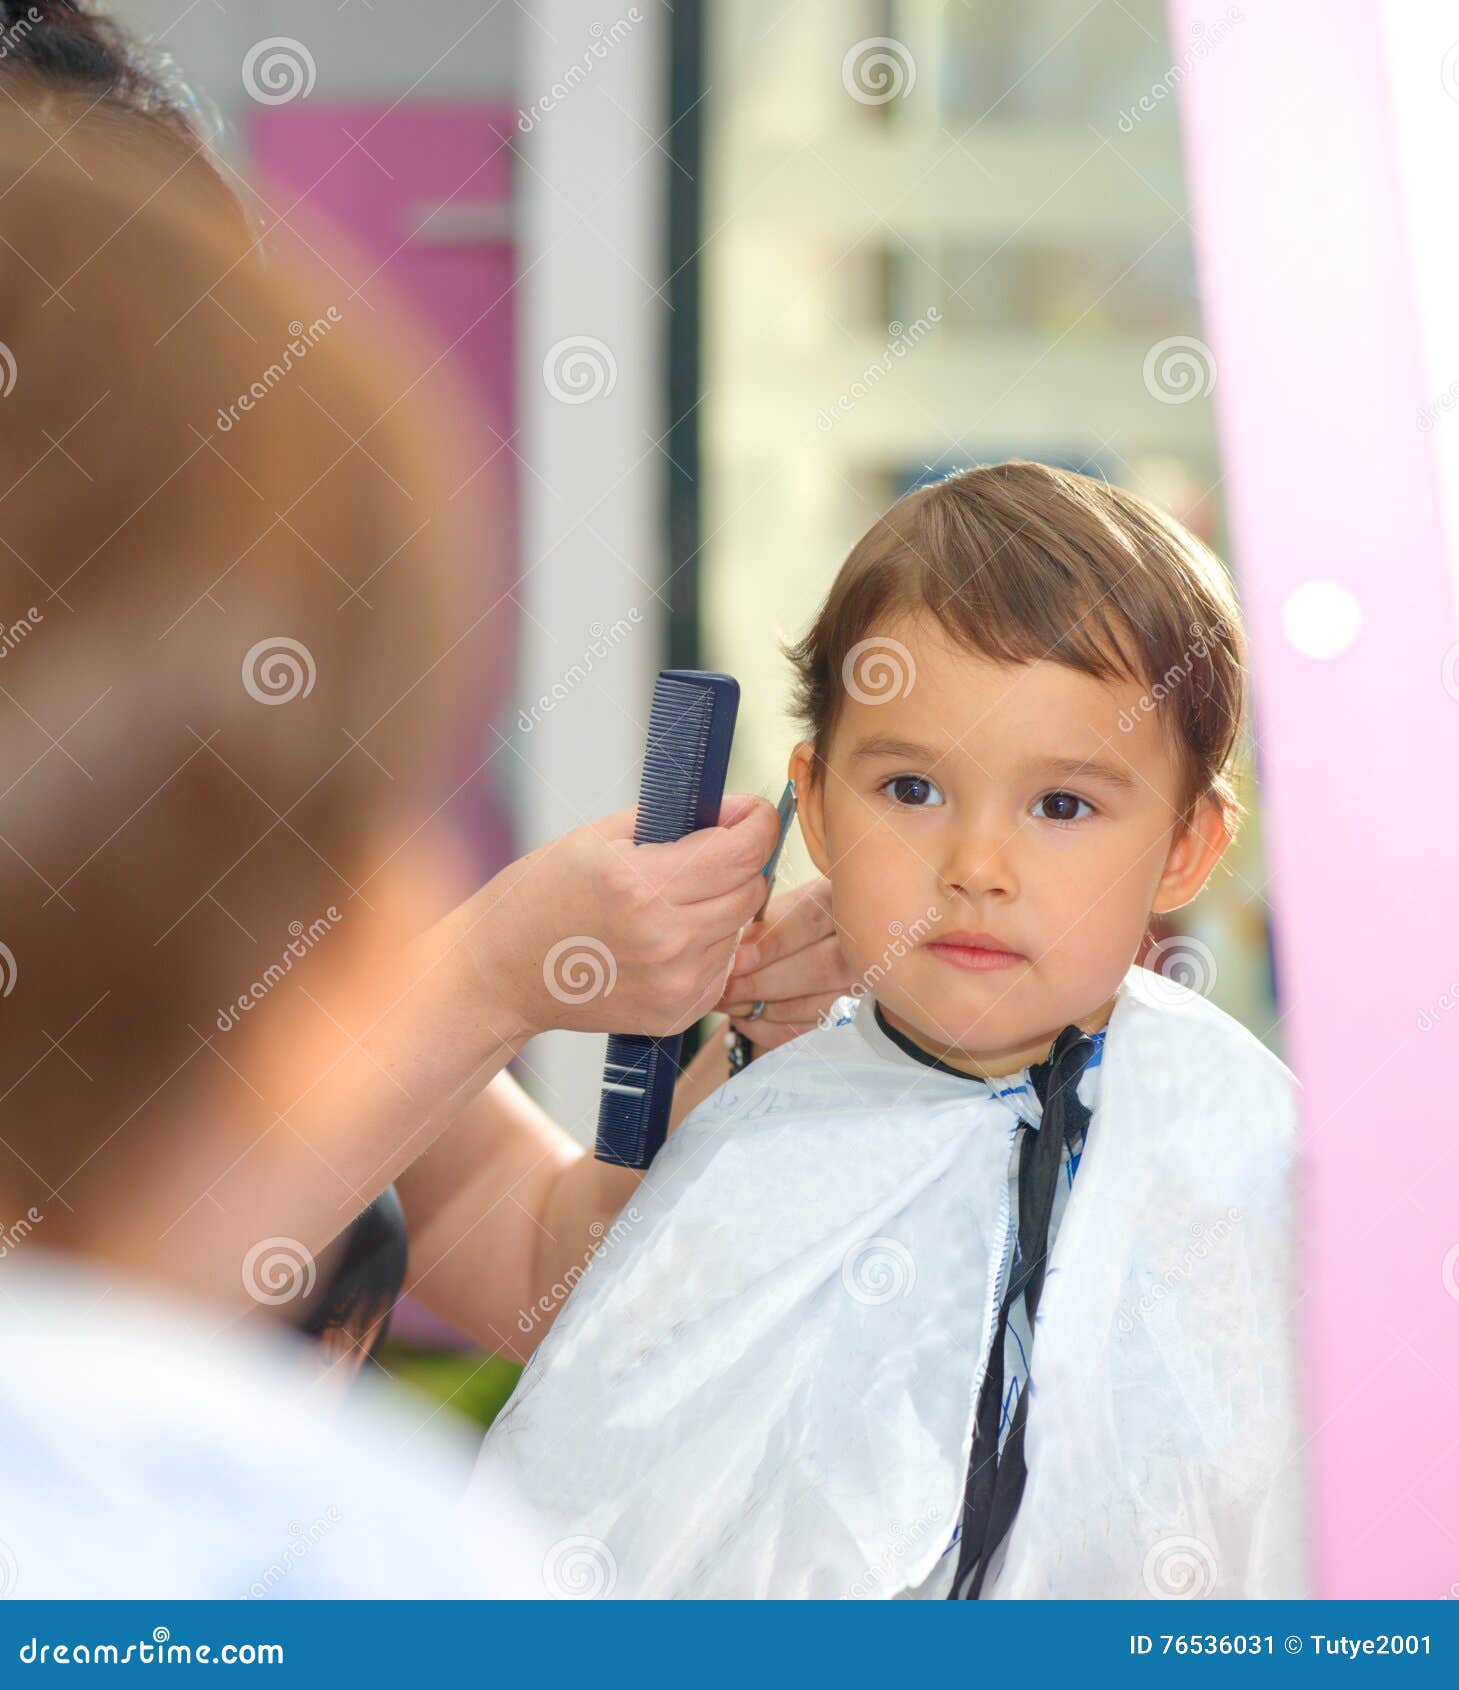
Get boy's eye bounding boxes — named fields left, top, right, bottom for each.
left=1035, top=790, right=1094, bottom=826
left=881, top=774, right=944, bottom=807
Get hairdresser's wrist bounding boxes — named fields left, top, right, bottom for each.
left=437, top=859, right=546, bottom=1052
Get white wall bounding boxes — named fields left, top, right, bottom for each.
left=508, top=0, right=669, bottom=1141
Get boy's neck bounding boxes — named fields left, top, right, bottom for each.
left=875, top=993, right=1116, bottom=1081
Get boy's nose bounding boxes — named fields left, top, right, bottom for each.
left=935, top=823, right=1019, bottom=901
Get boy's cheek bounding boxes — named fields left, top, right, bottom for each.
left=1035, top=899, right=1136, bottom=997
left=825, top=858, right=932, bottom=982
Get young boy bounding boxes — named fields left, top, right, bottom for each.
left=471, top=461, right=1307, bottom=1600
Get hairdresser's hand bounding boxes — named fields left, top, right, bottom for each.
left=716, top=875, right=852, bottom=1053
left=465, top=793, right=780, bottom=1043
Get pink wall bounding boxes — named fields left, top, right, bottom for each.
left=1172, top=0, right=1459, bottom=1596
left=249, top=103, right=519, bottom=877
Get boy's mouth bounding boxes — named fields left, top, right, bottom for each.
left=923, top=930, right=1027, bottom=972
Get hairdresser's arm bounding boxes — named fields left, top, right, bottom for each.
left=246, top=795, right=778, bottom=1285
left=398, top=877, right=849, bottom=1359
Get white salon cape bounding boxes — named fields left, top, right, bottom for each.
left=471, top=962, right=1309, bottom=1600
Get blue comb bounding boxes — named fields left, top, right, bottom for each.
left=593, top=669, right=740, bottom=1168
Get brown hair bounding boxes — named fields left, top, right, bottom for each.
left=783, top=459, right=1249, bottom=839
left=0, top=96, right=500, bottom=1221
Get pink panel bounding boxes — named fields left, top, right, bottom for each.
left=1171, top=2, right=1459, bottom=1595
left=248, top=103, right=518, bottom=874
left=248, top=106, right=520, bottom=1354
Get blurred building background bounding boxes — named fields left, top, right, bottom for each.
left=101, top=0, right=1277, bottom=1405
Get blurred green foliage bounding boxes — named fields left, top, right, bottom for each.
left=377, top=1343, right=522, bottom=1432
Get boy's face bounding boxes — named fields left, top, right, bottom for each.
left=790, top=613, right=1229, bottom=1076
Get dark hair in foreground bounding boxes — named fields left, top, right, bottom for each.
left=0, top=1, right=250, bottom=230
left=1, top=0, right=204, bottom=131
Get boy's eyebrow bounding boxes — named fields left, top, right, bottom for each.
left=846, top=735, right=946, bottom=765
left=1027, top=754, right=1139, bottom=792
left=847, top=736, right=1139, bottom=793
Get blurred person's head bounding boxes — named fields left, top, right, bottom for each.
left=0, top=95, right=500, bottom=1298
left=784, top=460, right=1244, bottom=1076
left=0, top=0, right=215, bottom=131
left=0, top=1, right=247, bottom=219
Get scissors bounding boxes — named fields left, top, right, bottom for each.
left=725, top=777, right=797, bottom=1075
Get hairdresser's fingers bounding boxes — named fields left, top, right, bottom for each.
left=594, top=889, right=757, bottom=1037
left=589, top=792, right=759, bottom=845
left=724, top=985, right=844, bottom=1027
left=715, top=878, right=845, bottom=1009
left=731, top=876, right=835, bottom=973
left=719, top=932, right=846, bottom=1016
left=624, top=793, right=779, bottom=905
left=715, top=791, right=769, bottom=828
left=678, top=876, right=779, bottom=952
left=490, top=800, right=777, bottom=1039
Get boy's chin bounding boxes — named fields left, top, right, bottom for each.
left=879, top=979, right=1023, bottom=1054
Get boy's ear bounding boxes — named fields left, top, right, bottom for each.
left=788, top=740, right=831, bottom=878
left=1151, top=794, right=1231, bottom=916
